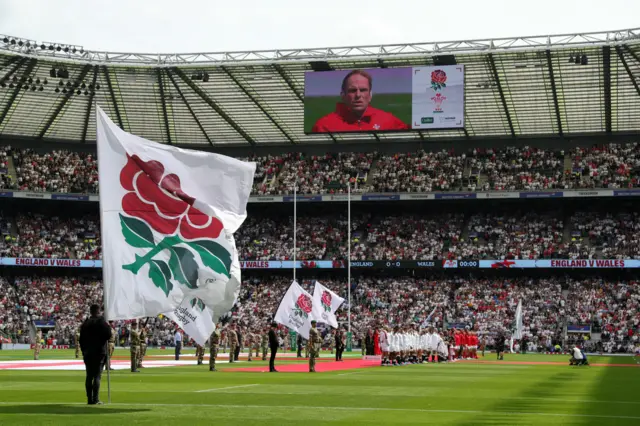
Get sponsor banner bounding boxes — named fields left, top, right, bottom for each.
left=613, top=189, right=640, bottom=197
left=399, top=193, right=435, bottom=200
left=322, top=194, right=363, bottom=202
left=563, top=190, right=613, bottom=198
left=480, top=259, right=636, bottom=268
left=249, top=196, right=284, bottom=203
left=34, top=320, right=56, bottom=328
left=519, top=191, right=563, bottom=198
left=13, top=191, right=51, bottom=199
left=0, top=191, right=13, bottom=197
left=361, top=193, right=400, bottom=201
left=282, top=195, right=322, bottom=202
left=567, top=324, right=591, bottom=333
left=239, top=260, right=334, bottom=269
left=479, top=192, right=519, bottom=199
left=51, top=193, right=90, bottom=201
left=435, top=192, right=477, bottom=200
left=0, top=167, right=7, bottom=174
left=1, top=257, right=103, bottom=268
left=29, top=345, right=70, bottom=350
left=447, top=323, right=467, bottom=330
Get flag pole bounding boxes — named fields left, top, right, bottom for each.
left=347, top=181, right=351, bottom=334
left=95, top=101, right=112, bottom=405
left=293, top=180, right=297, bottom=282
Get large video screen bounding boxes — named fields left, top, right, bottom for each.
left=304, top=66, right=464, bottom=134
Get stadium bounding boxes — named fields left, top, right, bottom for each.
left=1, top=24, right=640, bottom=425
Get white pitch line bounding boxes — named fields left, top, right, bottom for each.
left=195, top=384, right=259, bottom=393
left=336, top=372, right=359, bottom=376
left=0, top=402, right=638, bottom=421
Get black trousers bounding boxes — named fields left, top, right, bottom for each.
left=234, top=345, right=241, bottom=361
left=336, top=345, right=344, bottom=361
left=175, top=342, right=182, bottom=360
left=269, top=346, right=278, bottom=371
left=84, top=355, right=105, bottom=403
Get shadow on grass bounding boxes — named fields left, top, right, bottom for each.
left=577, top=360, right=640, bottom=425
left=0, top=405, right=149, bottom=415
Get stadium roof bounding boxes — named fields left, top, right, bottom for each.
left=0, top=28, right=639, bottom=147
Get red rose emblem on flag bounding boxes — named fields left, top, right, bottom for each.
left=321, top=290, right=332, bottom=312
left=294, top=294, right=313, bottom=318
left=430, top=69, right=447, bottom=91
left=120, top=154, right=223, bottom=240
left=118, top=154, right=233, bottom=297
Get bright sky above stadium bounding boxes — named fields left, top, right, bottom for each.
left=1, top=0, right=639, bottom=53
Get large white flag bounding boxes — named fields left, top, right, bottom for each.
left=165, top=297, right=215, bottom=347
left=274, top=281, right=315, bottom=339
left=97, top=106, right=255, bottom=321
left=312, top=281, right=344, bottom=329
left=513, top=300, right=524, bottom=339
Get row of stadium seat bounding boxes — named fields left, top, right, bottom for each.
left=1, top=143, right=640, bottom=194
left=1, top=276, right=637, bottom=353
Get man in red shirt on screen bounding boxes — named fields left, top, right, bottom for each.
left=312, top=70, right=409, bottom=133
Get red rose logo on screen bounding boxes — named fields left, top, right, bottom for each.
left=301, top=260, right=318, bottom=269
left=118, top=154, right=232, bottom=297
left=321, top=291, right=332, bottom=312
left=430, top=69, right=447, bottom=91
left=294, top=294, right=313, bottom=318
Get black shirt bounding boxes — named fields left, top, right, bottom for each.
left=268, top=329, right=278, bottom=348
left=79, top=316, right=112, bottom=358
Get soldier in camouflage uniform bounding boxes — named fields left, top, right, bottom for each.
left=33, top=330, right=42, bottom=360
left=227, top=325, right=238, bottom=363
left=129, top=324, right=140, bottom=373
left=74, top=329, right=81, bottom=359
left=361, top=331, right=366, bottom=356
left=195, top=344, right=205, bottom=365
left=137, top=326, right=147, bottom=369
left=209, top=327, right=220, bottom=371
left=108, top=322, right=116, bottom=370
left=261, top=328, right=268, bottom=361
left=308, top=320, right=322, bottom=372
left=253, top=329, right=260, bottom=358
left=246, top=330, right=253, bottom=361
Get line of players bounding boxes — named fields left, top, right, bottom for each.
left=379, top=326, right=481, bottom=365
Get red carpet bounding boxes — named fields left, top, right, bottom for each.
left=227, top=359, right=380, bottom=373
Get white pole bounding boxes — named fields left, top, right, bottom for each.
left=347, top=182, right=351, bottom=334
left=293, top=181, right=297, bottom=282
left=96, top=100, right=112, bottom=405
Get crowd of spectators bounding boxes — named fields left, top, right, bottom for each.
left=453, top=212, right=566, bottom=260
left=2, top=275, right=636, bottom=353
left=0, top=214, right=100, bottom=260
left=1, top=209, right=639, bottom=260
left=1, top=143, right=637, bottom=196
left=569, top=143, right=640, bottom=189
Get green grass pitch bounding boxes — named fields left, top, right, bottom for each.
left=304, top=94, right=413, bottom=133
left=0, top=349, right=638, bottom=425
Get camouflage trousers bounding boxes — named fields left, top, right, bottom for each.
left=195, top=345, right=205, bottom=364
left=255, top=345, right=260, bottom=358
left=229, top=344, right=236, bottom=362
left=137, top=344, right=147, bottom=368
left=75, top=345, right=80, bottom=358
left=308, top=348, right=319, bottom=372
left=261, top=344, right=267, bottom=360
left=34, top=344, right=41, bottom=360
left=108, top=343, right=115, bottom=368
left=130, top=345, right=138, bottom=371
left=209, top=345, right=219, bottom=370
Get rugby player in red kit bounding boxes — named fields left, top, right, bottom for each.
left=312, top=70, right=409, bottom=133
